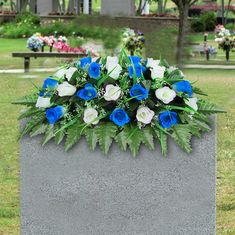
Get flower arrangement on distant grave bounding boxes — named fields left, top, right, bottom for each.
left=123, top=28, right=145, bottom=56
left=14, top=51, right=223, bottom=157
left=214, top=25, right=235, bottom=61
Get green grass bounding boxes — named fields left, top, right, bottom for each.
left=0, top=69, right=234, bottom=234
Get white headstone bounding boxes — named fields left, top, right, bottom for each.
left=101, top=0, right=135, bottom=16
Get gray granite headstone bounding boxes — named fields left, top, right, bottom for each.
left=20, top=117, right=216, bottom=235
left=101, top=0, right=135, bottom=16
left=37, top=0, right=58, bottom=15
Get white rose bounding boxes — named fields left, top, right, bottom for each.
left=146, top=58, right=160, bottom=68
left=57, top=82, right=77, bottom=97
left=83, top=108, right=99, bottom=125
left=155, top=87, right=176, bottom=104
left=108, top=64, right=122, bottom=80
left=106, top=56, right=119, bottom=69
left=104, top=84, right=121, bottom=101
left=151, top=65, right=166, bottom=79
left=185, top=97, right=198, bottom=111
left=54, top=68, right=66, bottom=79
left=65, top=67, right=77, bottom=81
left=35, top=97, right=51, bottom=108
left=136, top=107, right=155, bottom=124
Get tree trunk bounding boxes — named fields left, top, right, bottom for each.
left=176, top=3, right=189, bottom=67
left=158, top=0, right=163, bottom=14
left=137, top=0, right=143, bottom=15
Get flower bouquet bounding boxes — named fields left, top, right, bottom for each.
left=27, top=34, right=44, bottom=52
left=43, top=36, right=57, bottom=52
left=14, top=51, right=223, bottom=157
left=123, top=28, right=145, bottom=55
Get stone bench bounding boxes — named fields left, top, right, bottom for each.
left=12, top=52, right=87, bottom=73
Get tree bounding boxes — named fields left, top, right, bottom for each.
left=171, top=0, right=198, bottom=66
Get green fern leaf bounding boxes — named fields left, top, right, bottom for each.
left=126, top=127, right=143, bottom=157
left=115, top=126, right=129, bottom=151
left=20, top=114, right=45, bottom=138
left=42, top=125, right=55, bottom=146
left=171, top=125, right=192, bottom=153
left=85, top=127, right=98, bottom=151
left=18, top=108, right=44, bottom=120
left=142, top=127, right=155, bottom=150
left=54, top=125, right=65, bottom=145
left=154, top=128, right=167, bottom=157
left=30, top=123, right=48, bottom=137
left=96, top=123, right=117, bottom=154
left=198, top=100, right=225, bottom=114
left=65, top=122, right=84, bottom=151
left=13, top=94, right=38, bottom=105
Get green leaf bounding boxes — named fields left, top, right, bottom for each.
left=154, top=128, right=168, bottom=157
left=126, top=127, right=143, bottom=157
left=193, top=87, right=208, bottom=96
left=115, top=126, right=129, bottom=151
left=85, top=127, right=98, bottom=151
left=42, top=125, right=55, bottom=146
left=198, top=100, right=225, bottom=114
left=65, top=122, right=84, bottom=151
left=193, top=119, right=211, bottom=132
left=20, top=114, right=45, bottom=138
left=13, top=94, right=38, bottom=105
left=96, top=123, right=117, bottom=154
left=30, top=123, right=48, bottom=137
left=171, top=125, right=192, bottom=153
left=18, top=108, right=44, bottom=120
left=142, top=127, right=155, bottom=150
left=54, top=126, right=65, bottom=145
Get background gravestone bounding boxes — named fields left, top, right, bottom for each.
left=101, top=0, right=135, bottom=16
left=20, top=117, right=216, bottom=235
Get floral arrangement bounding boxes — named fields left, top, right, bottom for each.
left=14, top=51, right=223, bottom=157
left=123, top=28, right=145, bottom=55
left=27, top=34, right=44, bottom=52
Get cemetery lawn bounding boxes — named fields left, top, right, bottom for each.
left=0, top=71, right=234, bottom=234
left=188, top=33, right=235, bottom=65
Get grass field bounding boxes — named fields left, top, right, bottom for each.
left=0, top=38, right=235, bottom=234
left=0, top=70, right=234, bottom=235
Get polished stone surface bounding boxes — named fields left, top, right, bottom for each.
left=20, top=118, right=216, bottom=235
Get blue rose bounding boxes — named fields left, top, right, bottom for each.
left=130, top=84, right=148, bottom=101
left=40, top=78, right=58, bottom=97
left=88, top=62, right=101, bottom=79
left=159, top=111, right=178, bottom=129
left=128, top=63, right=145, bottom=78
left=79, top=57, right=92, bottom=68
left=110, top=108, right=130, bottom=127
left=46, top=106, right=65, bottom=125
left=172, top=80, right=193, bottom=97
left=129, top=56, right=141, bottom=64
left=76, top=83, right=97, bottom=101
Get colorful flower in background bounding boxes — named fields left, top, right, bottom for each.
left=123, top=28, right=145, bottom=55
left=15, top=52, right=223, bottom=157
left=27, top=34, right=44, bottom=52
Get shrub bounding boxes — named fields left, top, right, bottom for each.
left=16, top=11, right=40, bottom=26
left=191, top=11, right=216, bottom=32
left=191, top=18, right=205, bottom=32
left=201, top=11, right=216, bottom=31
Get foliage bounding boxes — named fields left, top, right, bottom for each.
left=14, top=51, right=223, bottom=157
left=15, top=11, right=40, bottom=26
left=0, top=21, right=122, bottom=50
left=191, top=11, right=216, bottom=32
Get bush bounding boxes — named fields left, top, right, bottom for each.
left=16, top=11, right=40, bottom=26
left=201, top=12, right=216, bottom=31
left=191, top=18, right=205, bottom=32
left=191, top=11, right=216, bottom=32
